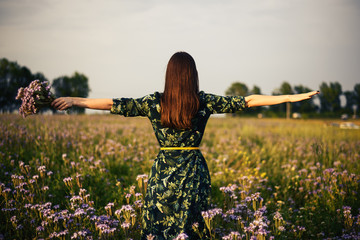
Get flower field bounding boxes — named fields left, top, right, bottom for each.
left=1, top=114, right=359, bottom=239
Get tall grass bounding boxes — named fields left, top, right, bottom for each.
left=1, top=114, right=359, bottom=239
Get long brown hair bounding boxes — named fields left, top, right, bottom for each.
left=161, top=52, right=200, bottom=129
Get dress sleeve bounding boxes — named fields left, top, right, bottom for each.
left=204, top=93, right=247, bottom=114
left=110, top=94, right=153, bottom=117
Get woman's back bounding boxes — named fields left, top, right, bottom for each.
left=111, top=91, right=246, bottom=147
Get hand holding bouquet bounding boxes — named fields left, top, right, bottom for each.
left=16, top=80, right=55, bottom=118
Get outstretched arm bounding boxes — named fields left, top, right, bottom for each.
left=51, top=97, right=113, bottom=111
left=244, top=91, right=319, bottom=108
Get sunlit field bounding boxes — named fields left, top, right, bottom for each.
left=1, top=114, right=359, bottom=239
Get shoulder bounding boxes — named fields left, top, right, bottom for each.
left=138, top=92, right=161, bottom=102
left=199, top=91, right=223, bottom=103
left=198, top=91, right=210, bottom=100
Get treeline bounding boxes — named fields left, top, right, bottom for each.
left=1, top=58, right=359, bottom=118
left=0, top=58, right=90, bottom=113
left=226, top=81, right=359, bottom=118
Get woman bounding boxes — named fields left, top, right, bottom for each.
left=52, top=52, right=319, bottom=239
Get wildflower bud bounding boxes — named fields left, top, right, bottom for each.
left=125, top=193, right=131, bottom=204
left=130, top=185, right=136, bottom=195
left=76, top=173, right=82, bottom=188
left=192, top=222, right=199, bottom=231
left=47, top=171, right=53, bottom=178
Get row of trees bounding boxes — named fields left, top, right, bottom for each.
left=1, top=58, right=359, bottom=117
left=0, top=58, right=90, bottom=113
left=226, top=81, right=359, bottom=118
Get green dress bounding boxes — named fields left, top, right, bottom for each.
left=110, top=91, right=247, bottom=239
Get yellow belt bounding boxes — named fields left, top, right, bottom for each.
left=160, top=147, right=200, bottom=150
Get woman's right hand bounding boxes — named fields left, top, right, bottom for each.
left=51, top=97, right=74, bottom=111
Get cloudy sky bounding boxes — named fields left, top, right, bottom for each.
left=1, top=0, right=359, bottom=102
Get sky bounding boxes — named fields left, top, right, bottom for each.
left=1, top=0, right=359, bottom=103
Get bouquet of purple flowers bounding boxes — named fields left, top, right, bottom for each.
left=15, top=80, right=55, bottom=118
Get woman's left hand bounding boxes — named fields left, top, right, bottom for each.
left=289, top=91, right=319, bottom=102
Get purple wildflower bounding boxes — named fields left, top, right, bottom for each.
left=121, top=222, right=131, bottom=229
left=173, top=233, right=189, bottom=240
left=36, top=226, right=45, bottom=232
left=201, top=208, right=222, bottom=220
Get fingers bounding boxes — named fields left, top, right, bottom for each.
left=52, top=99, right=65, bottom=109
left=312, top=90, right=320, bottom=95
left=58, top=102, right=69, bottom=110
left=308, top=91, right=320, bottom=98
left=51, top=98, right=57, bottom=107
left=51, top=98, right=71, bottom=110
left=51, top=99, right=62, bottom=108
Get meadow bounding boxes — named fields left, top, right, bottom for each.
left=0, top=114, right=359, bottom=240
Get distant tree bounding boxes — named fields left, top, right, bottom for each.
left=344, top=83, right=360, bottom=116
left=354, top=83, right=360, bottom=109
left=271, top=81, right=293, bottom=118
left=52, top=72, right=91, bottom=114
left=279, top=82, right=293, bottom=95
left=344, top=91, right=355, bottom=114
left=250, top=85, right=261, bottom=95
left=319, top=82, right=342, bottom=113
left=225, top=82, right=249, bottom=96
left=293, top=85, right=318, bottom=113
left=0, top=58, right=48, bottom=112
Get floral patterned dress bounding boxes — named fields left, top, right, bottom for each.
left=110, top=91, right=247, bottom=239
